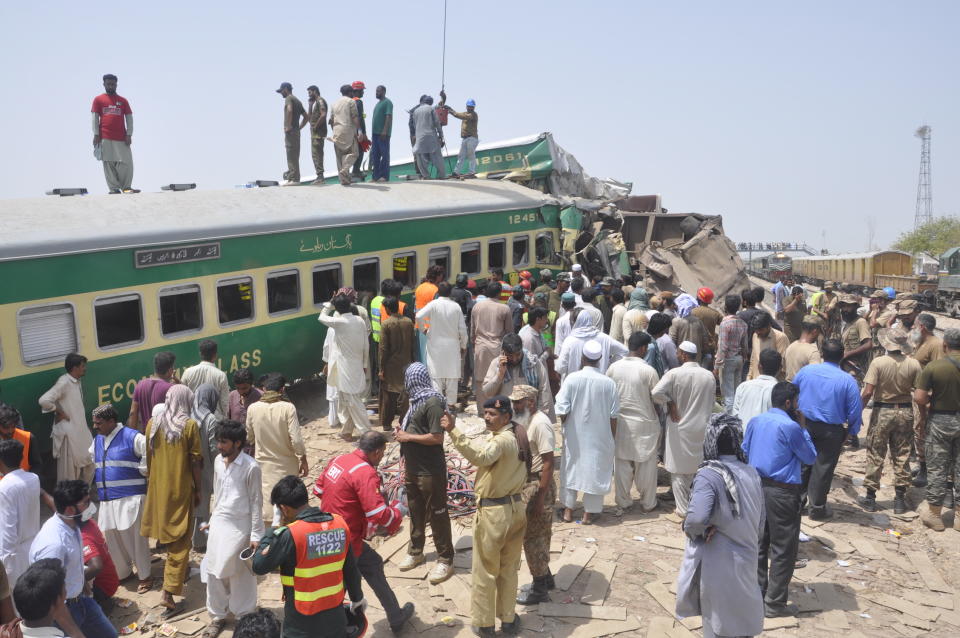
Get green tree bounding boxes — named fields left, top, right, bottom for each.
left=892, top=216, right=960, bottom=258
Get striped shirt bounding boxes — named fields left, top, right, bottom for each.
left=716, top=315, right=748, bottom=366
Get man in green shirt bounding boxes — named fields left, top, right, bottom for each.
left=370, top=85, right=393, bottom=182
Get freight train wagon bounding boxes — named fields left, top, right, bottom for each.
left=0, top=180, right=561, bottom=454
left=792, top=250, right=936, bottom=295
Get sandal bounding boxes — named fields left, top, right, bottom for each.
left=202, top=619, right=226, bottom=638
left=137, top=577, right=154, bottom=594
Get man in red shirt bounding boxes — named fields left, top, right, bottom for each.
left=81, top=518, right=120, bottom=615
left=314, top=431, right=414, bottom=633
left=91, top=74, right=138, bottom=194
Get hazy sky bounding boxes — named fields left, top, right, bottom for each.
left=2, top=1, right=957, bottom=253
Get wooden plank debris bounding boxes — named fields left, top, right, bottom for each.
left=442, top=575, right=473, bottom=618
left=864, top=592, right=941, bottom=622
left=380, top=527, right=410, bottom=563
left=822, top=609, right=851, bottom=629
left=763, top=616, right=800, bottom=630
left=643, top=582, right=676, bottom=617
left=646, top=617, right=696, bottom=638
left=906, top=550, right=953, bottom=593
left=580, top=559, right=616, bottom=606
left=537, top=603, right=627, bottom=620
left=848, top=537, right=881, bottom=558
left=902, top=590, right=954, bottom=610
left=805, top=528, right=855, bottom=554
left=551, top=547, right=597, bottom=591
left=647, top=535, right=685, bottom=550
left=566, top=615, right=641, bottom=638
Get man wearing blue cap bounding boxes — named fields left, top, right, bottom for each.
left=442, top=92, right=479, bottom=178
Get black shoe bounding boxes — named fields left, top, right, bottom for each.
left=500, top=618, right=522, bottom=635
left=913, top=463, right=928, bottom=488
left=845, top=435, right=860, bottom=449
left=808, top=506, right=833, bottom=521
left=390, top=602, right=415, bottom=634
left=108, top=189, right=121, bottom=194
left=517, top=577, right=550, bottom=605
left=893, top=489, right=908, bottom=515
left=857, top=491, right=878, bottom=512
left=765, top=603, right=799, bottom=618
left=471, top=627, right=495, bottom=637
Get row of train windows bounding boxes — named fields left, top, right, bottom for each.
left=12, top=234, right=555, bottom=367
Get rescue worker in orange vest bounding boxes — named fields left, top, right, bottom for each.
left=253, top=475, right=366, bottom=638
left=0, top=404, right=40, bottom=472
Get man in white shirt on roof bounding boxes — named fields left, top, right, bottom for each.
left=39, top=353, right=95, bottom=484
left=733, top=349, right=781, bottom=435
left=181, top=339, right=230, bottom=418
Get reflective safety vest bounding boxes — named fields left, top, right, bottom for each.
left=12, top=428, right=30, bottom=471
left=280, top=514, right=351, bottom=615
left=522, top=311, right=557, bottom=348
left=370, top=295, right=407, bottom=343
left=94, top=426, right=147, bottom=501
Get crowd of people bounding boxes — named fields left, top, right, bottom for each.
left=89, top=74, right=480, bottom=193
left=1, top=265, right=959, bottom=638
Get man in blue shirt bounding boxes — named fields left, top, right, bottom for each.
left=792, top=339, right=863, bottom=520
left=29, top=480, right=119, bottom=638
left=743, top=382, right=817, bottom=618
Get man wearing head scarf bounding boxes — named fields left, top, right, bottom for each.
left=394, top=364, right=455, bottom=584
left=555, top=341, right=620, bottom=525
left=141, top=384, right=203, bottom=613
left=669, top=293, right=707, bottom=364
left=191, top=384, right=220, bottom=551
left=652, top=341, right=718, bottom=517
left=555, top=309, right=628, bottom=379
left=676, top=415, right=765, bottom=638
left=440, top=396, right=529, bottom=636
left=621, top=289, right=650, bottom=345
left=470, top=282, right=515, bottom=407
left=482, top=334, right=555, bottom=421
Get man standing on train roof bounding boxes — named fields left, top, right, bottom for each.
left=410, top=95, right=446, bottom=179
left=330, top=85, right=361, bottom=186
left=370, top=85, right=393, bottom=182
left=306, top=85, right=328, bottom=184
left=350, top=81, right=368, bottom=179
left=440, top=91, right=479, bottom=178
left=277, top=82, right=308, bottom=186
left=92, top=74, right=139, bottom=194
left=39, top=353, right=95, bottom=484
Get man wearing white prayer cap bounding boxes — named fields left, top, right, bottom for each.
left=652, top=338, right=717, bottom=516
left=569, top=263, right=589, bottom=289
left=554, top=339, right=620, bottom=524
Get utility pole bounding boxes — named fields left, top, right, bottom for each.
left=914, top=125, right=933, bottom=229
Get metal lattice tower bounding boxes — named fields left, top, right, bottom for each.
left=914, top=124, right=932, bottom=229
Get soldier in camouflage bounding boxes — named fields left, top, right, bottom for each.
left=857, top=327, right=920, bottom=514
left=509, top=385, right=557, bottom=606
left=914, top=328, right=960, bottom=532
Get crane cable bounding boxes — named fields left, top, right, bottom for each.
left=441, top=0, right=448, bottom=91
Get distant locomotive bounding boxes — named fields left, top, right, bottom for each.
left=748, top=252, right=792, bottom=281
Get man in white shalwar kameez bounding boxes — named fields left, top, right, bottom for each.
left=204, top=420, right=264, bottom=637
left=319, top=295, right=371, bottom=440
left=555, top=310, right=627, bottom=379
left=0, top=439, right=43, bottom=587
left=88, top=404, right=153, bottom=592
left=416, top=283, right=468, bottom=409
left=555, top=340, right=620, bottom=525
left=606, top=332, right=662, bottom=513
left=652, top=342, right=717, bottom=517
left=39, top=353, right=95, bottom=483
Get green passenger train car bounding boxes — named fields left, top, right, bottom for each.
left=0, top=180, right=561, bottom=452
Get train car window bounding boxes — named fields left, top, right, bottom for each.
left=512, top=235, right=529, bottom=267
left=392, top=252, right=418, bottom=290
left=488, top=239, right=506, bottom=271
left=353, top=258, right=380, bottom=298
left=461, top=242, right=481, bottom=275
left=217, top=277, right=254, bottom=325
left=94, top=294, right=144, bottom=349
left=159, top=284, right=203, bottom=336
left=536, top=232, right=557, bottom=263
left=267, top=270, right=301, bottom=315
left=312, top=264, right=342, bottom=305
left=428, top=247, right=450, bottom=276
left=18, top=303, right=78, bottom=366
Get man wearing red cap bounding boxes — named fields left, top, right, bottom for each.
left=691, top=288, right=722, bottom=370
left=350, top=82, right=369, bottom=179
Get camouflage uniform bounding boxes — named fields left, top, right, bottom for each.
left=521, top=476, right=555, bottom=578
left=864, top=406, right=913, bottom=491
left=925, top=413, right=960, bottom=506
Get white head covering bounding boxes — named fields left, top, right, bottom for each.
left=678, top=340, right=698, bottom=355
left=572, top=264, right=582, bottom=272
left=583, top=340, right=603, bottom=360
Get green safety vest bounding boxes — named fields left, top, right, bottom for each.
left=370, top=295, right=385, bottom=342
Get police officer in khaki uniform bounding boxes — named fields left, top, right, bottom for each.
left=441, top=396, right=528, bottom=636
left=857, top=327, right=921, bottom=515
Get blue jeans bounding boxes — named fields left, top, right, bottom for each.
left=719, top=355, right=743, bottom=413
left=66, top=596, right=118, bottom=638
left=455, top=136, right=479, bottom=174
left=370, top=135, right=391, bottom=181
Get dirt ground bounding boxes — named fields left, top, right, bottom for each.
left=108, top=381, right=960, bottom=638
